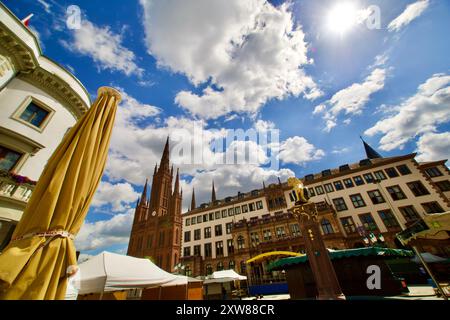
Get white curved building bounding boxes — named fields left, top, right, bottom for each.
left=0, top=3, right=91, bottom=250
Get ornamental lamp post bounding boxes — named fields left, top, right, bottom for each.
left=287, top=177, right=345, bottom=300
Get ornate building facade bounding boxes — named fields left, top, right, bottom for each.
left=127, top=138, right=183, bottom=272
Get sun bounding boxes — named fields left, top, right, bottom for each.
left=326, top=2, right=358, bottom=36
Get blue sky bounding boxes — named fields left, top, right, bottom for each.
left=5, top=0, right=449, bottom=256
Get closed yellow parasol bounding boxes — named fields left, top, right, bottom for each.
left=0, top=87, right=121, bottom=299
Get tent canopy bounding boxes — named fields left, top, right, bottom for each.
left=411, top=252, right=448, bottom=264
left=76, top=251, right=187, bottom=294
left=204, top=269, right=247, bottom=284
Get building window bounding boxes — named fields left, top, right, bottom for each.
left=222, top=210, right=227, bottom=218
left=215, top=224, right=223, bottom=236
left=350, top=194, right=366, bottom=208
left=334, top=181, right=344, bottom=191
left=378, top=210, right=399, bottom=229
left=276, top=227, right=286, bottom=238
left=421, top=202, right=444, bottom=214
left=385, top=167, right=399, bottom=178
left=196, top=216, right=202, bottom=223
left=242, top=204, right=249, bottom=213
left=235, top=206, right=241, bottom=215
left=367, top=190, right=385, bottom=204
left=353, top=176, right=364, bottom=186
left=290, top=224, right=301, bottom=237
left=204, top=227, right=212, bottom=239
left=185, top=219, right=190, bottom=226
left=216, top=241, right=224, bottom=256
left=399, top=206, right=420, bottom=223
left=249, top=203, right=256, bottom=211
left=137, top=236, right=143, bottom=251
left=194, top=245, right=201, bottom=256
left=397, top=164, right=412, bottom=175
left=407, top=181, right=430, bottom=196
left=206, top=264, right=213, bottom=275
left=203, top=214, right=208, bottom=222
left=240, top=261, right=247, bottom=273
left=324, top=183, right=334, bottom=193
left=209, top=212, right=214, bottom=221
left=237, top=236, right=245, bottom=249
left=315, top=186, right=324, bottom=195
left=308, top=187, right=316, bottom=197
left=343, top=178, right=354, bottom=188
left=147, top=235, right=153, bottom=249
left=194, top=229, right=201, bottom=241
left=216, top=261, right=224, bottom=271
left=158, top=232, right=165, bottom=247
left=359, top=213, right=378, bottom=231
left=436, top=180, right=450, bottom=192
left=228, top=208, right=234, bottom=216
left=363, top=173, right=374, bottom=184
left=191, top=217, right=196, bottom=225
left=184, top=231, right=191, bottom=242
left=256, top=200, right=263, bottom=210
left=183, top=247, right=191, bottom=257
left=19, top=101, right=50, bottom=128
left=250, top=232, right=260, bottom=247
left=340, top=217, right=357, bottom=234
left=227, top=239, right=234, bottom=254
left=0, top=146, right=22, bottom=171
left=225, top=222, right=233, bottom=234
left=424, top=167, right=442, bottom=178
left=229, top=260, right=235, bottom=270
left=386, top=185, right=407, bottom=201
left=215, top=211, right=220, bottom=219
left=332, top=197, right=348, bottom=211
left=321, top=219, right=334, bottom=235
left=374, top=170, right=387, bottom=181
left=204, top=243, right=212, bottom=257
left=184, top=265, right=192, bottom=277
left=263, top=229, right=272, bottom=241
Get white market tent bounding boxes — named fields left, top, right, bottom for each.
left=204, top=269, right=247, bottom=284
left=76, top=251, right=187, bottom=295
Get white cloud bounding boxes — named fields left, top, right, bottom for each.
left=140, top=0, right=321, bottom=119
left=91, top=181, right=140, bottom=212
left=181, top=165, right=295, bottom=210
left=75, top=209, right=134, bottom=252
left=315, top=68, right=386, bottom=132
left=278, top=136, right=325, bottom=165
left=62, top=18, right=143, bottom=76
left=254, top=119, right=275, bottom=132
left=416, top=132, right=450, bottom=162
left=332, top=147, right=351, bottom=154
left=388, top=0, right=430, bottom=32
left=365, top=73, right=450, bottom=151
left=37, top=0, right=51, bottom=13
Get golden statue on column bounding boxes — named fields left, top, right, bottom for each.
left=288, top=177, right=345, bottom=300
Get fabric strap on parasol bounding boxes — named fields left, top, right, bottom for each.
left=11, top=230, right=75, bottom=242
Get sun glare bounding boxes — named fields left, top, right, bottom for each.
left=327, top=2, right=358, bottom=36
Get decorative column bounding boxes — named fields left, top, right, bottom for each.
left=288, top=177, right=345, bottom=300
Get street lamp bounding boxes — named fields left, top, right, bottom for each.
left=372, top=178, right=447, bottom=300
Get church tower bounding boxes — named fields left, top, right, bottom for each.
left=127, top=138, right=182, bottom=272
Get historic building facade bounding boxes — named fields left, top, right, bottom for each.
left=0, top=3, right=90, bottom=251
left=180, top=141, right=450, bottom=278
left=127, top=138, right=183, bottom=273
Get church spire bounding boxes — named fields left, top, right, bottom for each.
left=160, top=136, right=170, bottom=170
left=140, top=178, right=148, bottom=205
left=173, top=168, right=180, bottom=196
left=191, top=187, right=196, bottom=211
left=211, top=180, right=216, bottom=202
left=360, top=136, right=382, bottom=159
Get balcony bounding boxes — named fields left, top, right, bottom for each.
left=0, top=170, right=35, bottom=205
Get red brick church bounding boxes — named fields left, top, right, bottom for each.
left=127, top=138, right=182, bottom=272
